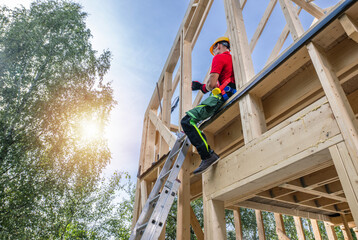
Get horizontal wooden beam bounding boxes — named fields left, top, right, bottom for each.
left=203, top=97, right=342, bottom=202
left=257, top=193, right=343, bottom=214
left=279, top=183, right=347, bottom=202
left=287, top=165, right=339, bottom=190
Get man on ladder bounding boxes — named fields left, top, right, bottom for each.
left=181, top=37, right=236, bottom=174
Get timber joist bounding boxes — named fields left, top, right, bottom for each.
left=134, top=0, right=358, bottom=239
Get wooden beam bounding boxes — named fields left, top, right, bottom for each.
left=287, top=165, right=339, bottom=190
left=257, top=193, right=343, bottom=215
left=190, top=205, right=204, bottom=240
left=223, top=0, right=254, bottom=88
left=250, top=0, right=278, bottom=53
left=279, top=183, right=347, bottom=202
left=177, top=156, right=191, bottom=240
left=139, top=117, right=150, bottom=175
left=233, top=207, right=244, bottom=240
left=294, top=216, right=306, bottom=240
left=278, top=0, right=304, bottom=40
left=290, top=0, right=324, bottom=19
left=240, top=0, right=247, bottom=9
left=185, top=0, right=213, bottom=44
left=171, top=69, right=180, bottom=101
left=140, top=179, right=148, bottom=209
left=339, top=14, right=358, bottom=44
left=148, top=110, right=177, bottom=149
left=145, top=119, right=156, bottom=167
left=159, top=72, right=173, bottom=157
left=340, top=214, right=354, bottom=240
left=307, top=42, right=358, bottom=165
left=131, top=179, right=142, bottom=230
left=238, top=200, right=330, bottom=221
left=223, top=0, right=267, bottom=143
left=307, top=42, right=358, bottom=223
left=329, top=132, right=358, bottom=218
left=190, top=179, right=203, bottom=200
left=203, top=97, right=342, bottom=201
left=256, top=210, right=266, bottom=240
left=179, top=33, right=192, bottom=120
left=275, top=213, right=289, bottom=240
left=177, top=30, right=192, bottom=240
left=310, top=219, right=323, bottom=240
left=325, top=222, right=338, bottom=240
left=203, top=197, right=227, bottom=240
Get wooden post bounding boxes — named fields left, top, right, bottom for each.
left=256, top=210, right=266, bottom=240
left=179, top=33, right=192, bottom=121
left=177, top=156, right=191, bottom=240
left=203, top=196, right=227, bottom=240
left=233, top=207, right=243, bottom=240
left=131, top=179, right=142, bottom=230
left=310, top=219, right=322, bottom=240
left=140, top=179, right=148, bottom=209
left=275, top=213, right=290, bottom=240
left=223, top=0, right=267, bottom=143
left=278, top=0, right=304, bottom=41
left=325, top=222, right=338, bottom=240
left=294, top=216, right=306, bottom=240
left=159, top=72, right=173, bottom=157
left=340, top=214, right=354, bottom=240
left=308, top=42, right=358, bottom=224
left=190, top=205, right=204, bottom=240
left=177, top=31, right=192, bottom=240
left=145, top=119, right=156, bottom=164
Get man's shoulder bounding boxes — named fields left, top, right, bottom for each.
left=213, top=51, right=232, bottom=61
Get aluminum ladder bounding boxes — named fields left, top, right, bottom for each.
left=129, top=133, right=190, bottom=240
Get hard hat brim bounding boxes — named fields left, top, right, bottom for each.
left=210, top=37, right=230, bottom=55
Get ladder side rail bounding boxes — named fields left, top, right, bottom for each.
left=144, top=180, right=181, bottom=240
left=130, top=136, right=187, bottom=239
left=142, top=139, right=190, bottom=239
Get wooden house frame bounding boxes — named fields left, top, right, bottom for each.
left=132, top=0, right=358, bottom=239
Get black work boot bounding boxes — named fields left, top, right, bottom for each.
left=193, top=151, right=220, bottom=175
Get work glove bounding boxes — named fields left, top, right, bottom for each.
left=192, top=81, right=208, bottom=93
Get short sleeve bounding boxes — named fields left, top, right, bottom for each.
left=210, top=54, right=225, bottom=74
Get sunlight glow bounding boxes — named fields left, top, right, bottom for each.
left=79, top=119, right=102, bottom=142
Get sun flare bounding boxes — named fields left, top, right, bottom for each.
left=79, top=119, right=102, bottom=141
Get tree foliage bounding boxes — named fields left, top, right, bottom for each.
left=0, top=0, right=125, bottom=238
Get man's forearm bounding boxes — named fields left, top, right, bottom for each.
left=206, top=73, right=219, bottom=91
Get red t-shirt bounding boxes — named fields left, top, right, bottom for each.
left=210, top=51, right=235, bottom=86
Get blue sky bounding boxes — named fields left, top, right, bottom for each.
left=2, top=0, right=340, bottom=181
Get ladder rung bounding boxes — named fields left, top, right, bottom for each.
left=169, top=148, right=182, bottom=160
left=137, top=222, right=148, bottom=232
left=178, top=134, right=186, bottom=142
left=160, top=169, right=172, bottom=181
left=150, top=194, right=160, bottom=204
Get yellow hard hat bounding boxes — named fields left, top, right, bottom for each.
left=210, top=37, right=230, bottom=55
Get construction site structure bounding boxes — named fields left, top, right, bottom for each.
left=131, top=0, right=358, bottom=239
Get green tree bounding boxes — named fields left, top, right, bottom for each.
left=0, top=0, right=117, bottom=238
